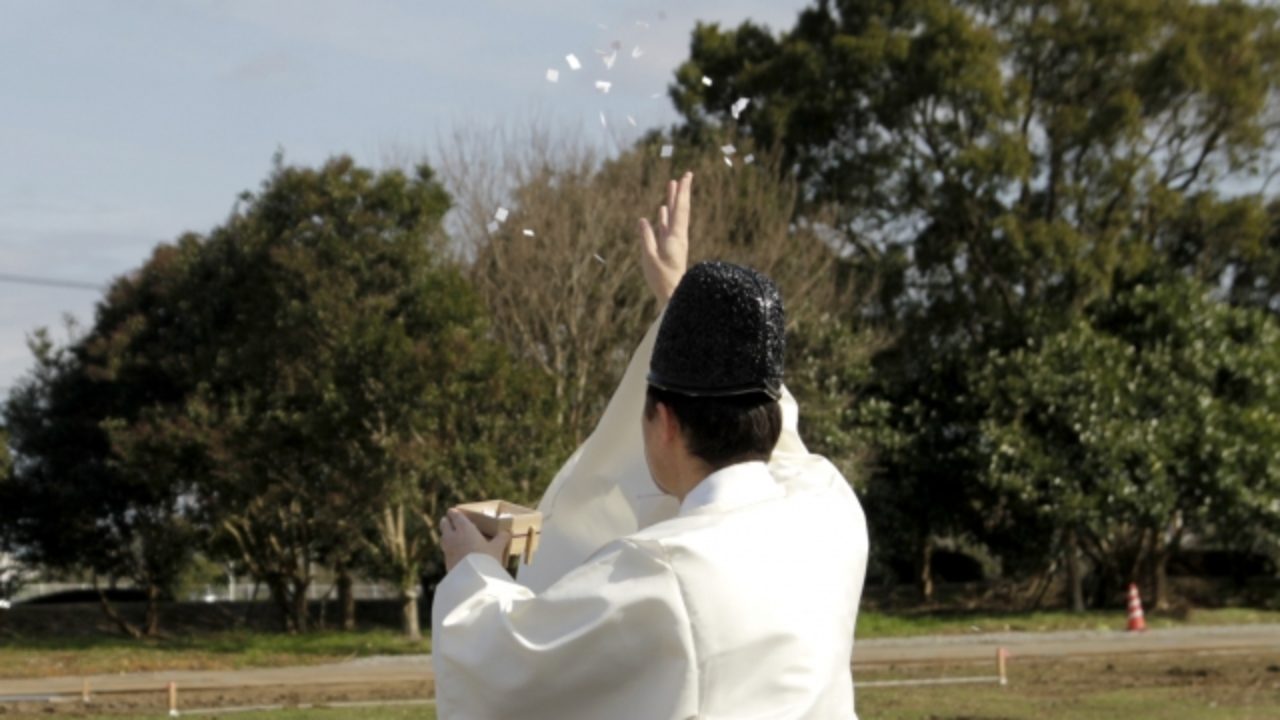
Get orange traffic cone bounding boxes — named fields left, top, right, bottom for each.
left=1126, top=583, right=1147, bottom=632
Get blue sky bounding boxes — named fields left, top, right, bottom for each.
left=0, top=0, right=810, bottom=394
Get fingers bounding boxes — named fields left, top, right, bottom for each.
left=659, top=205, right=670, bottom=236
left=673, top=172, right=693, bottom=238
left=666, top=179, right=678, bottom=222
left=638, top=218, right=658, bottom=257
left=487, top=531, right=513, bottom=558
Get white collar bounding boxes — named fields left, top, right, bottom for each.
left=679, top=461, right=783, bottom=516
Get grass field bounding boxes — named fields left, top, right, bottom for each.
left=3, top=607, right=1279, bottom=679
left=0, top=630, right=427, bottom=679
left=856, top=606, right=1280, bottom=638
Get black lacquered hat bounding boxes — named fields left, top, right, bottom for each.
left=648, top=261, right=785, bottom=399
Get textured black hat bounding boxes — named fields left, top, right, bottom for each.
left=648, top=261, right=785, bottom=399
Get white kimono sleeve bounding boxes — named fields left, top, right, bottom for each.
left=432, top=540, right=699, bottom=720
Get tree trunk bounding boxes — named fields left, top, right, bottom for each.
left=1153, top=547, right=1172, bottom=612
left=1066, top=528, right=1085, bottom=613
left=291, top=580, right=310, bottom=634
left=93, top=577, right=143, bottom=639
left=144, top=583, right=161, bottom=637
left=267, top=576, right=296, bottom=633
left=337, top=568, right=356, bottom=632
left=919, top=538, right=935, bottom=603
left=400, top=584, right=422, bottom=641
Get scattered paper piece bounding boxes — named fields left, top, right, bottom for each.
left=660, top=144, right=674, bottom=158
left=593, top=253, right=607, bottom=265
left=636, top=21, right=651, bottom=30
left=721, top=144, right=737, bottom=156
left=724, top=156, right=734, bottom=167
left=546, top=68, right=560, bottom=83
left=596, top=80, right=613, bottom=94
left=487, top=221, right=500, bottom=234
left=744, top=154, right=756, bottom=165
left=600, top=111, right=608, bottom=128
left=632, top=46, right=644, bottom=59
left=566, top=54, right=582, bottom=71
left=603, top=51, right=618, bottom=69
left=731, top=97, right=750, bottom=119
left=701, top=76, right=713, bottom=87
left=626, top=115, right=637, bottom=127
left=495, top=207, right=510, bottom=223
left=523, top=229, right=536, bottom=237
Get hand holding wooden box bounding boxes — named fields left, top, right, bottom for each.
left=454, top=500, right=543, bottom=565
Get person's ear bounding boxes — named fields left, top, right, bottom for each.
left=658, top=402, right=681, bottom=446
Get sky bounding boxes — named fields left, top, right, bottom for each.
left=0, top=0, right=812, bottom=396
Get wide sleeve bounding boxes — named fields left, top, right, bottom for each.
left=431, top=540, right=699, bottom=720
left=516, top=316, right=680, bottom=592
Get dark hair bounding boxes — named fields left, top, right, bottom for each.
left=644, top=385, right=782, bottom=469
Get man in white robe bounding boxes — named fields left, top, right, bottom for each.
left=432, top=173, right=869, bottom=719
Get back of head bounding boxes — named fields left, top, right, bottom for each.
left=646, top=261, right=786, bottom=470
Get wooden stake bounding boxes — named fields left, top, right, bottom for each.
left=168, top=681, right=179, bottom=716
left=997, top=647, right=1009, bottom=686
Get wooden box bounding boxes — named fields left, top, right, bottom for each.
left=455, top=500, right=543, bottom=565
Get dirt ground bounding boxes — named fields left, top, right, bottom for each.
left=2, top=628, right=1278, bottom=718
left=1, top=653, right=1276, bottom=718
left=857, top=650, right=1280, bottom=719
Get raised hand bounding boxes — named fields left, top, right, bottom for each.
left=638, top=171, right=693, bottom=307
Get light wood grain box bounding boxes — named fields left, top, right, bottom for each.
left=455, top=500, right=543, bottom=565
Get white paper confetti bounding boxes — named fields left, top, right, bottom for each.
left=636, top=21, right=651, bottom=30
left=546, top=68, right=560, bottom=83
left=632, top=46, right=644, bottom=59
left=593, top=253, right=607, bottom=265
left=566, top=54, right=582, bottom=71
left=495, top=207, right=510, bottom=223
left=724, top=156, right=734, bottom=168
left=721, top=144, right=737, bottom=156
left=523, top=229, right=536, bottom=237
left=660, top=144, right=674, bottom=158
left=744, top=154, right=756, bottom=165
left=701, top=76, right=714, bottom=87
left=595, top=80, right=613, bottom=94
left=731, top=97, right=750, bottom=119
left=603, top=51, right=618, bottom=70
left=627, top=115, right=638, bottom=127
left=487, top=221, right=500, bottom=234
left=600, top=111, right=608, bottom=128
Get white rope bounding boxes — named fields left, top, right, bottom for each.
left=858, top=675, right=1002, bottom=688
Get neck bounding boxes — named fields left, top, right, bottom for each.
left=668, top=458, right=714, bottom=502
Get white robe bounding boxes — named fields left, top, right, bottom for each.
left=431, top=318, right=870, bottom=719
left=433, top=463, right=865, bottom=719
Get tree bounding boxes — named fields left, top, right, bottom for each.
left=94, top=155, right=563, bottom=638
left=671, top=0, right=1280, bottom=599
left=439, top=126, right=882, bottom=471
left=1, top=326, right=199, bottom=637
left=976, top=277, right=1280, bottom=609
